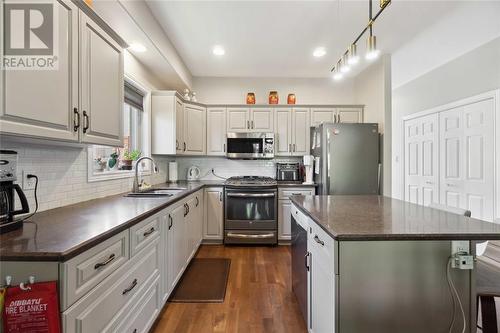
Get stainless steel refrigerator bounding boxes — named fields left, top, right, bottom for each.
left=310, top=123, right=380, bottom=195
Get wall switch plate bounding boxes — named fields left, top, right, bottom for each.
left=451, top=241, right=470, bottom=268
left=22, top=171, right=36, bottom=190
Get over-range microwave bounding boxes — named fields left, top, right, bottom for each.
left=226, top=132, right=274, bottom=159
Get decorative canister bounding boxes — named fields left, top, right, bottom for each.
left=269, top=91, right=279, bottom=104
left=246, top=93, right=256, bottom=104
left=287, top=94, right=296, bottom=104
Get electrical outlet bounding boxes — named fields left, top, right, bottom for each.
left=22, top=171, right=36, bottom=190
left=451, top=241, right=470, bottom=268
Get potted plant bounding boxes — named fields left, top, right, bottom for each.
left=121, top=149, right=141, bottom=170
left=108, top=151, right=119, bottom=170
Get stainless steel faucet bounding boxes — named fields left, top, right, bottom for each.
left=133, top=156, right=159, bottom=193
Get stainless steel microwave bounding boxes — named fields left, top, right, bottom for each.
left=226, top=132, right=274, bottom=159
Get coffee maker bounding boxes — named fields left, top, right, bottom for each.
left=0, top=150, right=29, bottom=233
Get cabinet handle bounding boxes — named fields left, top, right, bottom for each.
left=196, top=196, right=199, bottom=207
left=168, top=214, right=173, bottom=230
left=314, top=235, right=324, bottom=246
left=187, top=203, right=190, bottom=214
left=82, top=111, right=89, bottom=133
left=219, top=191, right=223, bottom=202
left=122, top=278, right=138, bottom=295
left=223, top=143, right=226, bottom=152
left=293, top=144, right=296, bottom=152
left=94, top=253, right=115, bottom=269
left=337, top=114, right=341, bottom=123
left=334, top=114, right=337, bottom=123
left=425, top=181, right=434, bottom=185
left=289, top=144, right=292, bottom=152
left=247, top=120, right=250, bottom=129
left=73, top=108, right=80, bottom=132
left=176, top=140, right=179, bottom=150
left=251, top=120, right=254, bottom=129
left=304, top=252, right=310, bottom=271
left=183, top=142, right=186, bottom=151
left=184, top=204, right=188, bottom=217
left=143, top=227, right=155, bottom=237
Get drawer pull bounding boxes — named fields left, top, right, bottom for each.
left=122, top=278, right=138, bottom=295
left=291, top=193, right=302, bottom=195
left=94, top=253, right=115, bottom=269
left=196, top=196, right=199, bottom=207
left=168, top=214, right=173, bottom=230
left=143, top=227, right=155, bottom=237
left=304, top=252, right=310, bottom=271
left=314, top=235, right=324, bottom=246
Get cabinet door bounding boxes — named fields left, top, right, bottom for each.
left=275, top=108, right=292, bottom=156
left=204, top=188, right=223, bottom=240
left=175, top=99, right=184, bottom=154
left=278, top=200, right=292, bottom=240
left=336, top=107, right=363, bottom=123
left=292, top=108, right=311, bottom=156
left=207, top=108, right=227, bottom=156
left=194, top=192, right=204, bottom=246
left=311, top=108, right=335, bottom=126
left=80, top=13, right=124, bottom=146
left=250, top=108, right=274, bottom=132
left=227, top=108, right=249, bottom=132
left=183, top=105, right=206, bottom=155
left=169, top=204, right=185, bottom=289
left=1, top=0, right=79, bottom=142
left=310, top=247, right=335, bottom=333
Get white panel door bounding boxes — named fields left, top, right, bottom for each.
left=310, top=108, right=335, bottom=126
left=278, top=200, right=292, bottom=240
left=439, top=99, right=494, bottom=221
left=404, top=114, right=438, bottom=206
left=183, top=105, right=206, bottom=155
left=336, top=107, right=363, bottom=123
left=292, top=108, right=311, bottom=156
left=250, top=108, right=274, bottom=132
left=206, top=107, right=226, bottom=156
left=203, top=188, right=223, bottom=240
left=80, top=12, right=123, bottom=146
left=227, top=108, right=249, bottom=132
left=1, top=0, right=79, bottom=142
left=275, top=108, right=292, bottom=156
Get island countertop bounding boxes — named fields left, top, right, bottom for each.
left=0, top=181, right=224, bottom=262
left=290, top=195, right=500, bottom=241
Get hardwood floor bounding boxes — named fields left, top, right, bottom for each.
left=153, top=245, right=307, bottom=333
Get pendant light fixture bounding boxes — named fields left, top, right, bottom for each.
left=330, top=0, right=390, bottom=80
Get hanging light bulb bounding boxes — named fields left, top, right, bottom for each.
left=340, top=54, right=350, bottom=73
left=366, top=35, right=380, bottom=60
left=347, top=44, right=359, bottom=65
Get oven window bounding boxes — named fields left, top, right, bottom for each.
left=227, top=138, right=263, bottom=154
left=226, top=195, right=275, bottom=221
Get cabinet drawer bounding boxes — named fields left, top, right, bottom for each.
left=130, top=214, right=160, bottom=257
left=309, top=222, right=335, bottom=272
left=60, top=231, right=129, bottom=310
left=114, top=275, right=161, bottom=333
left=63, top=241, right=159, bottom=333
left=278, top=187, right=314, bottom=199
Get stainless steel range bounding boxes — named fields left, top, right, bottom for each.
left=224, top=176, right=278, bottom=245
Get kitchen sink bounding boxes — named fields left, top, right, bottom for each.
left=124, top=188, right=187, bottom=198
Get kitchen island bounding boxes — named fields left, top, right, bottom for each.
left=290, top=195, right=500, bottom=333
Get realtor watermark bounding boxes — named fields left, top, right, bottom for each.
left=2, top=0, right=59, bottom=70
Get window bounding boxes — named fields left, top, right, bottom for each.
left=88, top=79, right=148, bottom=181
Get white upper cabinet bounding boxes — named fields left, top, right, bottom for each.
left=1, top=0, right=79, bottom=142
left=275, top=108, right=292, bottom=156
left=151, top=92, right=181, bottom=155
left=292, top=108, right=310, bottom=155
left=250, top=108, right=273, bottom=132
left=183, top=104, right=206, bottom=155
left=227, top=108, right=249, bottom=132
left=79, top=12, right=123, bottom=146
left=337, top=107, right=363, bottom=123
left=206, top=108, right=227, bottom=156
left=311, top=108, right=335, bottom=126
left=0, top=0, right=125, bottom=146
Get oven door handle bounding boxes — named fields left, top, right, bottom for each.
left=227, top=232, right=275, bottom=239
left=226, top=193, right=276, bottom=198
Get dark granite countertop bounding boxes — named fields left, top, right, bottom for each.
left=0, top=181, right=224, bottom=262
left=291, top=195, right=500, bottom=241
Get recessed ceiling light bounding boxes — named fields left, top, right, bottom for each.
left=313, top=47, right=327, bottom=58
left=128, top=43, right=147, bottom=53
left=213, top=45, right=225, bottom=56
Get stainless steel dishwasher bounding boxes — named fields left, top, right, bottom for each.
left=291, top=213, right=308, bottom=324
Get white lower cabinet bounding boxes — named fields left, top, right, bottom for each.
left=308, top=219, right=336, bottom=333
left=278, top=187, right=315, bottom=241
left=203, top=187, right=224, bottom=240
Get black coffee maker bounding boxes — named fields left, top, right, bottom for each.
left=0, top=150, right=29, bottom=233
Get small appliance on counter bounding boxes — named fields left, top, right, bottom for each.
left=187, top=165, right=201, bottom=181
left=302, top=155, right=314, bottom=184
left=168, top=162, right=178, bottom=182
left=276, top=163, right=300, bottom=182
left=0, top=150, right=30, bottom=234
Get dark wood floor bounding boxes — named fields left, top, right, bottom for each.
left=153, top=245, right=307, bottom=333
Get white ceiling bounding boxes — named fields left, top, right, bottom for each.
left=145, top=0, right=461, bottom=78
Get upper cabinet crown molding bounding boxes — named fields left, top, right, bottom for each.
left=0, top=0, right=125, bottom=147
